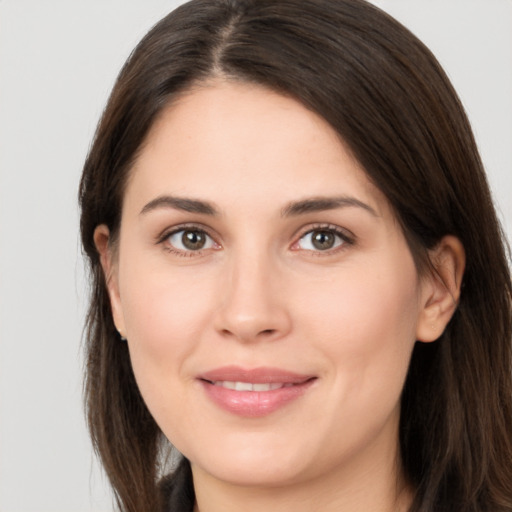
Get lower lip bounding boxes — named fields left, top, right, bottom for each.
left=200, top=379, right=315, bottom=417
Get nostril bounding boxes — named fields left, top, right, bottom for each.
left=259, top=329, right=276, bottom=336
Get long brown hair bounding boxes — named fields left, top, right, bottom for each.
left=79, top=1, right=512, bottom=511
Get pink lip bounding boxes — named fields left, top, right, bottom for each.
left=198, top=366, right=316, bottom=417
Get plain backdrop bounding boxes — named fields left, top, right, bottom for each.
left=0, top=1, right=510, bottom=511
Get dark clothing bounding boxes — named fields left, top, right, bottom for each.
left=160, top=458, right=195, bottom=512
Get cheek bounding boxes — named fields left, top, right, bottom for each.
left=118, top=261, right=215, bottom=409
left=283, top=257, right=421, bottom=465
left=299, top=257, right=420, bottom=398
left=120, top=246, right=214, bottom=343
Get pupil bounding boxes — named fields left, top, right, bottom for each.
left=182, top=231, right=205, bottom=250
left=312, top=231, right=334, bottom=250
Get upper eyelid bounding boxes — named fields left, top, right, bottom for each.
left=290, top=225, right=356, bottom=256
left=156, top=223, right=217, bottom=243
left=293, top=223, right=355, bottom=242
left=158, top=225, right=220, bottom=257
left=155, top=222, right=355, bottom=250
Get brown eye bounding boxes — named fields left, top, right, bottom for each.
left=166, top=229, right=216, bottom=252
left=311, top=230, right=335, bottom=250
left=182, top=230, right=206, bottom=250
left=296, top=228, right=348, bottom=252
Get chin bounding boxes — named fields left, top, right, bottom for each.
left=185, top=435, right=312, bottom=487
left=197, top=457, right=307, bottom=488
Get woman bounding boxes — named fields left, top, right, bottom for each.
left=79, top=1, right=512, bottom=511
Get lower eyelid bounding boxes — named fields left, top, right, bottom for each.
left=158, top=226, right=220, bottom=254
left=169, top=229, right=213, bottom=241
left=297, top=233, right=343, bottom=251
left=292, top=225, right=355, bottom=250
left=157, top=224, right=353, bottom=256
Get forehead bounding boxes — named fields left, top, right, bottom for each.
left=126, top=80, right=389, bottom=217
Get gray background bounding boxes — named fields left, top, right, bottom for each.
left=0, top=1, right=510, bottom=511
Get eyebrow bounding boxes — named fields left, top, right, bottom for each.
left=140, top=195, right=218, bottom=216
left=139, top=194, right=378, bottom=218
left=281, top=196, right=378, bottom=217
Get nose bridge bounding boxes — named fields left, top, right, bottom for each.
left=214, top=242, right=290, bottom=342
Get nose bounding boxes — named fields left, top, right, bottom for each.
left=213, top=251, right=292, bottom=343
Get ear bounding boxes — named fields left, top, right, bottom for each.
left=94, top=225, right=126, bottom=339
left=416, top=235, right=465, bottom=343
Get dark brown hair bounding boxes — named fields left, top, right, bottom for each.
left=79, top=1, right=512, bottom=511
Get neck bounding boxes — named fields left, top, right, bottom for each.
left=191, top=422, right=412, bottom=512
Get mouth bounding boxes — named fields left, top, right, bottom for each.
left=208, top=381, right=296, bottom=391
left=198, top=366, right=317, bottom=417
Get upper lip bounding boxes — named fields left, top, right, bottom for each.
left=198, top=366, right=315, bottom=384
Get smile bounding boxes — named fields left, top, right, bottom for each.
left=198, top=366, right=316, bottom=417
left=211, top=381, right=295, bottom=391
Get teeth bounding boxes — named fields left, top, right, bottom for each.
left=254, top=382, right=284, bottom=391
left=236, top=381, right=253, bottom=391
left=213, top=381, right=289, bottom=391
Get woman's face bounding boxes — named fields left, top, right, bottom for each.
left=101, top=81, right=438, bottom=489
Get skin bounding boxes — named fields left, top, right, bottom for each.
left=95, top=80, right=464, bottom=512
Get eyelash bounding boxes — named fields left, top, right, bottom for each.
left=156, top=223, right=355, bottom=257
left=157, top=224, right=219, bottom=258
left=292, top=224, right=355, bottom=255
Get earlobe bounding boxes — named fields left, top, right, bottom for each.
left=93, top=225, right=126, bottom=337
left=416, top=235, right=465, bottom=343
